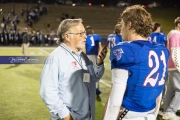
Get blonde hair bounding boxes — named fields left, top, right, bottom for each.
left=174, top=17, right=180, bottom=27
left=114, top=24, right=121, bottom=34
left=85, top=26, right=94, bottom=35
left=120, top=5, right=153, bottom=38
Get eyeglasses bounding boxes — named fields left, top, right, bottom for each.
left=68, top=31, right=86, bottom=37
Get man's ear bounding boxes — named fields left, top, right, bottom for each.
left=127, top=21, right=132, bottom=30
left=63, top=34, right=68, bottom=40
left=66, top=34, right=68, bottom=39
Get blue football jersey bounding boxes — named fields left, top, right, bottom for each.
left=148, top=32, right=166, bottom=46
left=110, top=40, right=169, bottom=112
left=86, top=34, right=101, bottom=55
left=107, top=34, right=123, bottom=49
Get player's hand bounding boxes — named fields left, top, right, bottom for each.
left=96, top=48, right=108, bottom=66
left=63, top=114, right=73, bottom=120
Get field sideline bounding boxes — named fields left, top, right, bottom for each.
left=0, top=46, right=112, bottom=120
left=0, top=46, right=178, bottom=120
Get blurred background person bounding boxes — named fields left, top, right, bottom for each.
left=148, top=22, right=167, bottom=46
left=162, top=17, right=180, bottom=120
left=85, top=25, right=102, bottom=96
left=21, top=28, right=30, bottom=56
left=107, top=23, right=123, bottom=50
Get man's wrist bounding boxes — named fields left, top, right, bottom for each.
left=96, top=59, right=103, bottom=66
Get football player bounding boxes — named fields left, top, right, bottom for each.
left=107, top=23, right=123, bottom=50
left=103, top=5, right=169, bottom=120
left=148, top=22, right=167, bottom=46
left=85, top=26, right=102, bottom=95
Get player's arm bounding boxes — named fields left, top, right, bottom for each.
left=102, top=92, right=111, bottom=120
left=171, top=47, right=180, bottom=73
left=169, top=34, right=180, bottom=73
left=102, top=81, right=113, bottom=120
left=103, top=68, right=128, bottom=120
left=153, top=92, right=162, bottom=116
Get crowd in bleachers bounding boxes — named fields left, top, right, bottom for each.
left=0, top=28, right=58, bottom=46
left=23, top=4, right=47, bottom=27
left=0, top=1, right=81, bottom=47
left=29, top=29, right=58, bottom=46
left=61, top=13, right=75, bottom=21
left=1, top=4, right=48, bottom=29
left=0, top=3, right=60, bottom=46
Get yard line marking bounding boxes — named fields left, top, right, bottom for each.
left=30, top=52, right=35, bottom=55
left=100, top=79, right=111, bottom=88
left=38, top=48, right=50, bottom=55
left=29, top=52, right=43, bottom=55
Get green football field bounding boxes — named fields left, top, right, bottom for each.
left=0, top=46, right=172, bottom=120
left=0, top=46, right=111, bottom=120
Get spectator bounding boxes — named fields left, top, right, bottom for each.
left=0, top=31, right=4, bottom=45
left=12, top=5, right=15, bottom=16
left=15, top=29, right=20, bottom=45
left=2, top=15, right=6, bottom=23
left=21, top=6, right=25, bottom=16
left=21, top=28, right=30, bottom=56
left=4, top=29, right=9, bottom=45
left=162, top=17, right=180, bottom=120
left=71, top=15, right=75, bottom=19
left=49, top=29, right=56, bottom=45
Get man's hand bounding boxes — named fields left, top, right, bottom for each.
left=96, top=48, right=108, bottom=66
left=63, top=114, right=73, bottom=120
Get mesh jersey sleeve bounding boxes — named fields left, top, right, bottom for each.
left=169, top=33, right=180, bottom=47
left=110, top=45, right=135, bottom=70
left=169, top=33, right=180, bottom=72
left=172, top=47, right=180, bottom=73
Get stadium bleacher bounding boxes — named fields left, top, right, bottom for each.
left=0, top=3, right=120, bottom=35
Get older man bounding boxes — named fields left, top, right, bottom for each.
left=40, top=19, right=107, bottom=120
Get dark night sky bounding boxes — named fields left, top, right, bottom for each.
left=67, top=0, right=180, bottom=6
left=92, top=0, right=180, bottom=8
left=4, top=0, right=180, bottom=7
left=90, top=0, right=179, bottom=5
